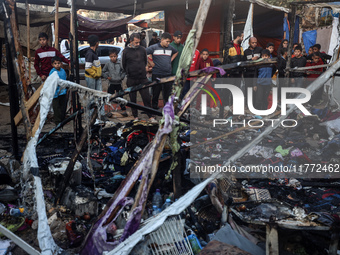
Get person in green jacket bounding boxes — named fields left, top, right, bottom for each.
left=170, top=31, right=184, bottom=75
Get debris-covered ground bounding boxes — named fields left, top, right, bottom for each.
left=1, top=71, right=340, bottom=255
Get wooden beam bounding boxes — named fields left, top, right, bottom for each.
left=223, top=0, right=235, bottom=64
left=266, top=224, right=279, bottom=255
left=54, top=0, right=59, bottom=50
left=26, top=0, right=31, bottom=82
left=285, top=4, right=297, bottom=83
left=14, top=84, right=43, bottom=125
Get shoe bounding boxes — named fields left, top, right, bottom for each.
left=149, top=117, right=158, bottom=123
left=121, top=112, right=128, bottom=117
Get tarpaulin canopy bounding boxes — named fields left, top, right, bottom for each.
left=0, top=7, right=68, bottom=50
left=59, top=15, right=133, bottom=40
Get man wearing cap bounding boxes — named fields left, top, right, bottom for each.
left=170, top=31, right=184, bottom=76
left=149, top=32, right=160, bottom=47
left=146, top=32, right=178, bottom=109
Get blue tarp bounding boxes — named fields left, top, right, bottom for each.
left=302, top=30, right=317, bottom=55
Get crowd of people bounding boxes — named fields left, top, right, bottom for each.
left=33, top=29, right=332, bottom=125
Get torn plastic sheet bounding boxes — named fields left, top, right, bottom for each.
left=21, top=73, right=114, bottom=255
left=22, top=72, right=60, bottom=255
left=107, top=58, right=340, bottom=255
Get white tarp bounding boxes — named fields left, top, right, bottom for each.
left=242, top=3, right=254, bottom=51
left=328, top=17, right=339, bottom=58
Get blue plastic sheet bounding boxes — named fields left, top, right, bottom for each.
left=302, top=30, right=317, bottom=54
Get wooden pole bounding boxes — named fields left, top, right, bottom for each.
left=5, top=0, right=32, bottom=139
left=223, top=0, right=235, bottom=64
left=285, top=4, right=297, bottom=83
left=54, top=0, right=59, bottom=50
left=26, top=0, right=31, bottom=83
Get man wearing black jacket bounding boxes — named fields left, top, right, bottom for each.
left=243, top=37, right=263, bottom=102
left=122, top=33, right=154, bottom=121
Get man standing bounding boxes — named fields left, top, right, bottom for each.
left=223, top=31, right=244, bottom=107
left=243, top=37, right=262, bottom=101
left=115, top=36, right=125, bottom=48
left=140, top=31, right=147, bottom=48
left=170, top=31, right=184, bottom=76
left=146, top=32, right=178, bottom=109
left=122, top=33, right=155, bottom=122
left=148, top=32, right=159, bottom=47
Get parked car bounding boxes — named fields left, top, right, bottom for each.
left=63, top=44, right=124, bottom=79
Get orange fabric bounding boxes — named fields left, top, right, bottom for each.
left=165, top=5, right=221, bottom=58
left=255, top=36, right=282, bottom=57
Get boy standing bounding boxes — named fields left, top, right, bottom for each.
left=266, top=42, right=275, bottom=58
left=195, top=49, right=216, bottom=110
left=34, top=32, right=70, bottom=82
left=170, top=31, right=184, bottom=76
left=49, top=56, right=68, bottom=126
left=102, top=50, right=127, bottom=117
left=290, top=45, right=306, bottom=88
left=254, top=49, right=275, bottom=110
left=85, top=35, right=102, bottom=91
left=146, top=32, right=178, bottom=109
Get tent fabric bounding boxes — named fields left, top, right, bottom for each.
left=255, top=36, right=282, bottom=57
left=0, top=7, right=69, bottom=26
left=59, top=15, right=133, bottom=41
left=165, top=4, right=221, bottom=58
left=283, top=16, right=290, bottom=41
left=294, top=16, right=300, bottom=43
left=328, top=17, right=339, bottom=57
left=242, top=3, right=254, bottom=51
left=302, top=30, right=317, bottom=55
left=253, top=8, right=284, bottom=39
left=316, top=25, right=333, bottom=54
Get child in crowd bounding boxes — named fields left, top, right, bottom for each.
left=254, top=49, right=275, bottom=110
left=306, top=46, right=314, bottom=61
left=102, top=50, right=127, bottom=117
left=306, top=52, right=325, bottom=104
left=312, top=44, right=332, bottom=63
left=49, top=56, right=68, bottom=126
left=266, top=42, right=275, bottom=58
left=34, top=32, right=70, bottom=82
left=306, top=52, right=324, bottom=80
left=278, top=48, right=288, bottom=79
left=290, top=45, right=306, bottom=88
left=195, top=49, right=217, bottom=111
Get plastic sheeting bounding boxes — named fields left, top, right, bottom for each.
left=328, top=17, right=339, bottom=57
left=22, top=73, right=60, bottom=255
left=212, top=224, right=265, bottom=255
left=316, top=25, right=332, bottom=54
left=242, top=3, right=254, bottom=51
left=59, top=15, right=133, bottom=41
left=302, top=30, right=317, bottom=55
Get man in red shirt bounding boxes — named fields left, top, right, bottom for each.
left=34, top=32, right=70, bottom=81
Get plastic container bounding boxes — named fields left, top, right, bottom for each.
left=161, top=199, right=172, bottom=211
left=152, top=205, right=161, bottom=216
left=187, top=234, right=202, bottom=255
left=10, top=208, right=24, bottom=217
left=152, top=189, right=163, bottom=209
